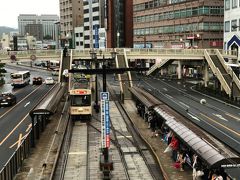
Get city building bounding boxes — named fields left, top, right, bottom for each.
left=133, top=0, right=224, bottom=49
left=59, top=0, right=84, bottom=48
left=75, top=27, right=84, bottom=49
left=25, top=24, right=43, bottom=41
left=106, top=0, right=133, bottom=48
left=224, top=0, right=240, bottom=60
left=74, top=0, right=104, bottom=49
left=18, top=14, right=59, bottom=41
left=26, top=36, right=37, bottom=50
left=0, top=33, right=11, bottom=50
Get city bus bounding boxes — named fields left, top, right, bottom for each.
left=11, top=71, right=30, bottom=87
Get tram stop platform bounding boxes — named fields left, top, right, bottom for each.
left=124, top=100, right=193, bottom=180
left=14, top=99, right=193, bottom=180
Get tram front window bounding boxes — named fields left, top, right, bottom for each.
left=71, top=95, right=91, bottom=106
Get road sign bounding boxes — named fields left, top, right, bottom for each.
left=100, top=92, right=110, bottom=148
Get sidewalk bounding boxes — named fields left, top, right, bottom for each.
left=124, top=100, right=193, bottom=180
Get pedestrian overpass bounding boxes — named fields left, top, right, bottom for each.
left=0, top=48, right=239, bottom=98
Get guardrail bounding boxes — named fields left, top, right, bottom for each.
left=0, top=132, right=31, bottom=180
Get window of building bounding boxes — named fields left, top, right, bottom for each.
left=225, top=0, right=230, bottom=10
left=93, top=16, right=99, bottom=21
left=225, top=21, right=230, bottom=32
left=76, top=33, right=79, bottom=37
left=232, top=0, right=238, bottom=8
left=93, top=7, right=99, bottom=12
left=84, top=26, right=89, bottom=30
left=231, top=19, right=237, bottom=31
left=76, top=42, right=79, bottom=46
left=84, top=44, right=90, bottom=48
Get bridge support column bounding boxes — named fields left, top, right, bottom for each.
left=204, top=63, right=209, bottom=87
left=177, top=60, right=182, bottom=79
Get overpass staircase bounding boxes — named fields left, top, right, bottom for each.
left=115, top=50, right=132, bottom=101
left=204, top=49, right=240, bottom=98
left=146, top=59, right=172, bottom=76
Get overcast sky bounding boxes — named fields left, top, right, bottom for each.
left=0, top=0, right=59, bottom=29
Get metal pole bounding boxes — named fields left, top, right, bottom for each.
left=31, top=116, right=35, bottom=147
left=95, top=74, right=99, bottom=113
left=102, top=63, right=108, bottom=161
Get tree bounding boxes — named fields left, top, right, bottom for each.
left=43, top=35, right=52, bottom=40
left=0, top=62, right=6, bottom=85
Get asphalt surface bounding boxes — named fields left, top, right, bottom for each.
left=0, top=65, right=56, bottom=170
left=136, top=75, right=240, bottom=154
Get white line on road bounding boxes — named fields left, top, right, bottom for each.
left=187, top=113, right=201, bottom=121
left=165, top=94, right=173, bottom=99
left=24, top=101, right=30, bottom=107
left=179, top=102, right=190, bottom=109
left=213, top=113, right=228, bottom=122
left=163, top=88, right=168, bottom=91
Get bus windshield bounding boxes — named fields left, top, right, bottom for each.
left=11, top=74, right=22, bottom=79
left=71, top=95, right=91, bottom=106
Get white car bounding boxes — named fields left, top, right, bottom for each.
left=45, top=77, right=54, bottom=85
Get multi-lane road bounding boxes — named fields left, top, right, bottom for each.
left=138, top=75, right=240, bottom=154
left=0, top=65, right=55, bottom=170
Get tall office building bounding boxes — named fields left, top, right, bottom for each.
left=224, top=0, right=240, bottom=59
left=133, top=0, right=224, bottom=49
left=18, top=14, right=59, bottom=40
left=75, top=0, right=104, bottom=49
left=106, top=0, right=133, bottom=48
left=59, top=0, right=84, bottom=48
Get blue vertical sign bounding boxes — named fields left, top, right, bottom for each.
left=100, top=92, right=110, bottom=148
left=94, top=24, right=99, bottom=48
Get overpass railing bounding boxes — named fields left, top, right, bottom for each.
left=0, top=50, right=61, bottom=61
left=0, top=48, right=237, bottom=62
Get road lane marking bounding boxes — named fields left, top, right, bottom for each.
left=200, top=113, right=240, bottom=137
left=9, top=133, right=28, bottom=149
left=17, top=133, right=22, bottom=148
left=187, top=113, right=200, bottom=121
left=0, top=113, right=28, bottom=146
left=163, top=88, right=168, bottom=91
left=212, top=113, right=228, bottom=122
left=226, top=113, right=240, bottom=122
left=165, top=94, right=173, bottom=99
left=24, top=101, right=30, bottom=107
left=0, top=86, right=41, bottom=119
left=179, top=102, right=190, bottom=109
left=26, top=124, right=32, bottom=132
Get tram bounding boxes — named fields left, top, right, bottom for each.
left=69, top=77, right=92, bottom=120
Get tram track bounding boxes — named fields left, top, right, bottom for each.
left=106, top=79, right=164, bottom=180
